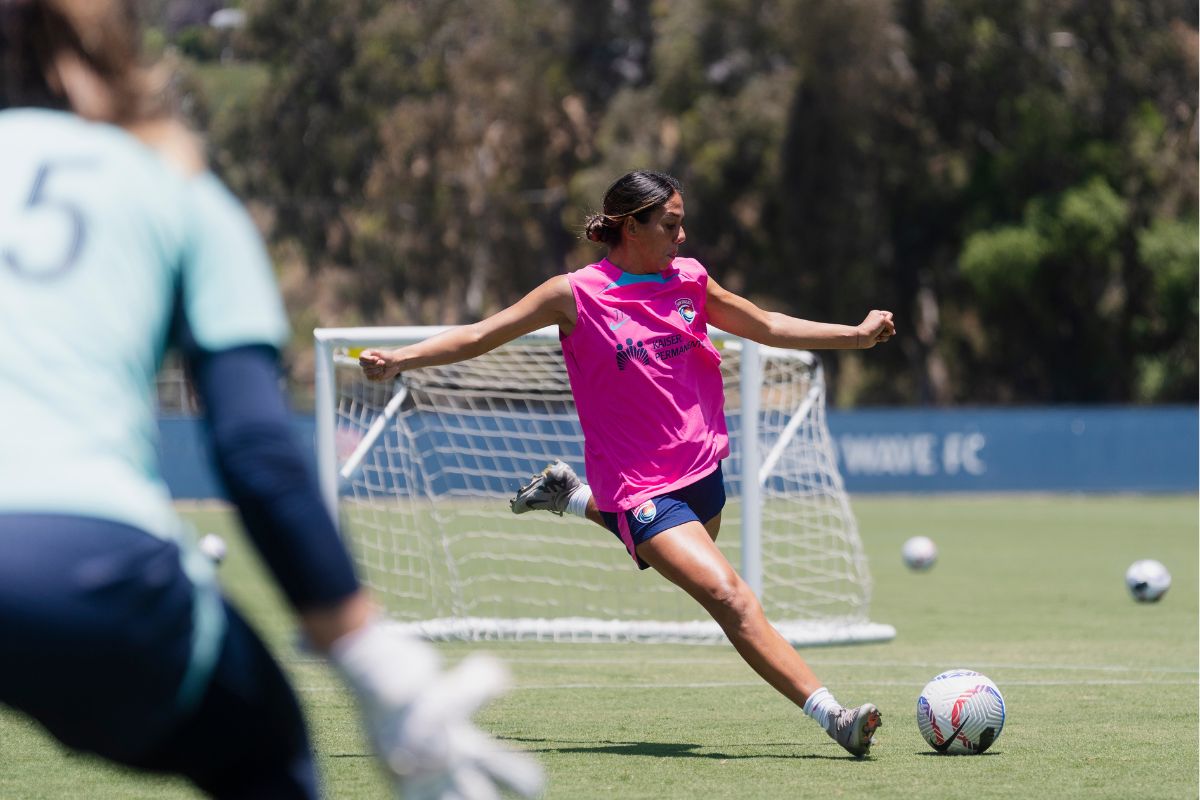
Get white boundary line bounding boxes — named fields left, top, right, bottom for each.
left=286, top=655, right=1197, bottom=673
left=447, top=656, right=1199, bottom=674
left=285, top=653, right=1197, bottom=694
left=509, top=678, right=1199, bottom=689
left=294, top=677, right=1196, bottom=693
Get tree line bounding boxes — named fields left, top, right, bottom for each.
left=183, top=0, right=1198, bottom=406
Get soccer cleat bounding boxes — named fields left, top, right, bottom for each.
left=830, top=703, right=882, bottom=758
left=509, top=460, right=581, bottom=516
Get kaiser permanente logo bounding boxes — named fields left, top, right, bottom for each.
left=615, top=338, right=650, bottom=370
left=615, top=333, right=703, bottom=371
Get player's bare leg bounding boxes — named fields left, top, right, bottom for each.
left=582, top=498, right=604, bottom=527
left=636, top=521, right=880, bottom=757
left=637, top=521, right=822, bottom=704
left=702, top=511, right=722, bottom=542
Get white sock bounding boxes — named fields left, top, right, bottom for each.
left=802, top=687, right=843, bottom=733
left=565, top=484, right=593, bottom=518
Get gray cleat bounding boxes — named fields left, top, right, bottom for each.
left=509, top=460, right=582, bottom=516
left=830, top=703, right=882, bottom=758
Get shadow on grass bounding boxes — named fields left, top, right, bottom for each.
left=915, top=751, right=1002, bottom=757
left=501, top=736, right=868, bottom=762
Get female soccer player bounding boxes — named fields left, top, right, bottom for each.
left=360, top=170, right=896, bottom=757
left=0, top=2, right=541, bottom=798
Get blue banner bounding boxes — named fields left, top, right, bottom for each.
left=157, top=406, right=1198, bottom=498
left=826, top=406, right=1197, bottom=493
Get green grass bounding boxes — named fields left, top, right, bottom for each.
left=1, top=495, right=1196, bottom=799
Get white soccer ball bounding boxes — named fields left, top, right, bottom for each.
left=199, top=533, right=227, bottom=564
left=901, top=536, right=937, bottom=570
left=1125, top=559, right=1171, bottom=603
left=916, top=669, right=1006, bottom=755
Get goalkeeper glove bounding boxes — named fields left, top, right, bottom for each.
left=331, top=622, right=544, bottom=800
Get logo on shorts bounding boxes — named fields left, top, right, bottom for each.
left=633, top=499, right=657, bottom=523
left=675, top=297, right=696, bottom=324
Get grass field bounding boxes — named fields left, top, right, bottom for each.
left=1, top=495, right=1196, bottom=799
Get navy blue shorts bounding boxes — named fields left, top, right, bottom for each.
left=599, top=463, right=727, bottom=570
left=0, top=515, right=317, bottom=799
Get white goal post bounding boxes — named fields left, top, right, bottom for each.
left=314, top=325, right=894, bottom=646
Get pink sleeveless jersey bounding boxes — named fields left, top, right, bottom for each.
left=561, top=257, right=730, bottom=516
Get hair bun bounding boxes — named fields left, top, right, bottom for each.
left=583, top=213, right=612, bottom=243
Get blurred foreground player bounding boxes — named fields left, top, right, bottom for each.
left=0, top=2, right=542, bottom=797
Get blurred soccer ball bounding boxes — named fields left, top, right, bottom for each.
left=1125, top=559, right=1170, bottom=602
left=901, top=536, right=937, bottom=570
left=199, top=533, right=227, bottom=564
left=916, top=669, right=1006, bottom=755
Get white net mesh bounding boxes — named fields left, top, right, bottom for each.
left=318, top=328, right=893, bottom=645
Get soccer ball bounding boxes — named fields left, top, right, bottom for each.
left=199, top=533, right=227, bottom=564
left=916, top=670, right=1006, bottom=755
left=1125, top=559, right=1171, bottom=602
left=901, top=536, right=937, bottom=570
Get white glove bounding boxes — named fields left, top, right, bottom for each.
left=331, top=622, right=544, bottom=800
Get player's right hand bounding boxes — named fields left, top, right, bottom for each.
left=332, top=623, right=544, bottom=800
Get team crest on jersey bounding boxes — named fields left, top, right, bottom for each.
left=675, top=297, right=697, bottom=324
left=633, top=499, right=658, bottom=524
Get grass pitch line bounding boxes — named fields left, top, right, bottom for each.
left=488, top=655, right=1198, bottom=674
left=291, top=677, right=1196, bottom=693
left=505, top=678, right=1197, bottom=690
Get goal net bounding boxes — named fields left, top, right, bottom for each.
left=314, top=326, right=894, bottom=646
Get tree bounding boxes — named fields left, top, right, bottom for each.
left=210, top=0, right=1197, bottom=404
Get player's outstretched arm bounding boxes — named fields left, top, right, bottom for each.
left=361, top=275, right=575, bottom=381
left=706, top=276, right=895, bottom=350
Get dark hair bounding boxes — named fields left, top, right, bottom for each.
left=0, top=0, right=166, bottom=122
left=1, top=0, right=58, bottom=110
left=584, top=170, right=682, bottom=245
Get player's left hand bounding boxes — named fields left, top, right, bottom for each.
left=856, top=310, right=895, bottom=349
left=391, top=655, right=545, bottom=800
left=359, top=348, right=401, bottom=381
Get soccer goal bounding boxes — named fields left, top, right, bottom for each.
left=314, top=325, right=894, bottom=646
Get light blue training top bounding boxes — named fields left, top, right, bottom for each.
left=0, top=109, right=289, bottom=541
